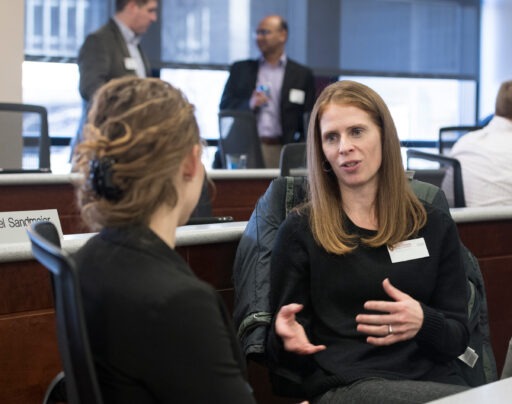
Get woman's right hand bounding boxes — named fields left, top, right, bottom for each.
left=275, top=303, right=326, bottom=355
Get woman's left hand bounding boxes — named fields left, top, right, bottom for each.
left=355, top=278, right=424, bottom=345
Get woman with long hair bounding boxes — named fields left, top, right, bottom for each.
left=268, top=80, right=470, bottom=403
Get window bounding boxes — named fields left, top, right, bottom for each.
left=25, top=0, right=108, bottom=59
left=160, top=0, right=308, bottom=64
left=160, top=68, right=229, bottom=167
left=22, top=61, right=81, bottom=172
left=339, top=0, right=479, bottom=77
left=23, top=0, right=481, bottom=173
left=339, top=76, right=477, bottom=142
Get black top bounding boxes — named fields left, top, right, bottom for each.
left=73, top=225, right=256, bottom=403
left=267, top=203, right=469, bottom=398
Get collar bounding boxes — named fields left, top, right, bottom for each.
left=259, top=53, right=287, bottom=67
left=113, top=16, right=142, bottom=46
left=487, top=115, right=512, bottom=131
left=99, top=225, right=194, bottom=277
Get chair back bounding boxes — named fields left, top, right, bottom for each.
left=27, top=221, right=103, bottom=404
left=409, top=168, right=447, bottom=188
left=0, top=103, right=51, bottom=171
left=218, top=110, right=264, bottom=168
left=406, top=149, right=466, bottom=207
left=279, top=142, right=307, bottom=176
left=438, top=125, right=482, bottom=155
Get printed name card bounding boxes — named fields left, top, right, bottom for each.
left=0, top=209, right=62, bottom=244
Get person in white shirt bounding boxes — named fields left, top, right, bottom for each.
left=443, top=80, right=512, bottom=207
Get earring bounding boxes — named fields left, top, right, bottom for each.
left=322, top=160, right=332, bottom=172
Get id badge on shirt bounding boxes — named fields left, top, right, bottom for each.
left=289, top=88, right=305, bottom=104
left=387, top=237, right=429, bottom=263
left=124, top=57, right=137, bottom=71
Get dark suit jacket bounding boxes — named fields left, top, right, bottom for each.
left=71, top=19, right=152, bottom=156
left=78, top=18, right=151, bottom=102
left=73, top=225, right=256, bottom=403
left=220, top=58, right=316, bottom=144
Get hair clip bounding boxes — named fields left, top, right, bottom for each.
left=89, top=157, right=123, bottom=201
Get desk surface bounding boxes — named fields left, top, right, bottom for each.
left=429, top=377, right=512, bottom=403
left=0, top=221, right=248, bottom=263
left=0, top=169, right=281, bottom=185
left=2, top=205, right=512, bottom=263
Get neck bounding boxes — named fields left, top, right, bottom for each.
left=341, top=186, right=378, bottom=230
left=148, top=205, right=180, bottom=248
left=115, top=11, right=133, bottom=31
left=264, top=50, right=284, bottom=65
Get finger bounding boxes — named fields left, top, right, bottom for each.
left=293, top=344, right=327, bottom=355
left=279, top=303, right=304, bottom=316
left=278, top=303, right=303, bottom=317
left=362, top=300, right=397, bottom=313
left=382, top=278, right=410, bottom=301
left=356, top=313, right=395, bottom=324
left=357, top=323, right=390, bottom=336
left=366, top=335, right=399, bottom=346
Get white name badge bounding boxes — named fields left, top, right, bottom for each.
left=289, top=88, right=305, bottom=104
left=124, top=57, right=137, bottom=71
left=0, top=209, right=62, bottom=244
left=387, top=237, right=429, bottom=263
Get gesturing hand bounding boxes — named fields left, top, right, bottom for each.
left=275, top=303, right=326, bottom=355
left=355, top=278, right=424, bottom=346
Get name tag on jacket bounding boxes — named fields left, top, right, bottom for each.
left=289, top=88, right=305, bottom=104
left=124, top=57, right=137, bottom=71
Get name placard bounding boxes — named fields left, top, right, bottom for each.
left=0, top=209, right=63, bottom=244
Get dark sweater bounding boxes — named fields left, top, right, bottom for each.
left=73, top=225, right=256, bottom=404
left=267, top=203, right=469, bottom=398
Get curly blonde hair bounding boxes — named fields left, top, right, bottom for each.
left=73, top=76, right=200, bottom=231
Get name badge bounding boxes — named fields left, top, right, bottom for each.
left=0, top=209, right=62, bottom=244
left=289, top=88, right=305, bottom=104
left=387, top=237, right=429, bottom=263
left=124, top=57, right=137, bottom=71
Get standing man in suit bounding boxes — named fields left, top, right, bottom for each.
left=70, top=0, right=158, bottom=158
left=220, top=15, right=316, bottom=168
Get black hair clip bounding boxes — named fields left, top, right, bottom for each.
left=89, top=157, right=123, bottom=201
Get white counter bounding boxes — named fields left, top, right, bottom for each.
left=2, top=206, right=512, bottom=264
left=0, top=221, right=248, bottom=263
left=0, top=169, right=280, bottom=185
left=450, top=205, right=512, bottom=223
left=0, top=173, right=82, bottom=185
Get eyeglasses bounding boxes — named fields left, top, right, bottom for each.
left=255, top=29, right=273, bottom=36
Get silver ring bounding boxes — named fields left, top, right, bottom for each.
left=388, top=324, right=393, bottom=335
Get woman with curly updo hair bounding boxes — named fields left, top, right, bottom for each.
left=72, top=76, right=256, bottom=403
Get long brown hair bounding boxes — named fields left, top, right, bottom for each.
left=306, top=80, right=426, bottom=254
left=73, top=76, right=200, bottom=231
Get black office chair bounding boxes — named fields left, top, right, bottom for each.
left=279, top=142, right=307, bottom=176
left=0, top=103, right=51, bottom=171
left=218, top=110, right=264, bottom=168
left=406, top=149, right=466, bottom=208
left=27, top=221, right=103, bottom=404
left=408, top=168, right=447, bottom=188
left=438, top=125, right=482, bottom=155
